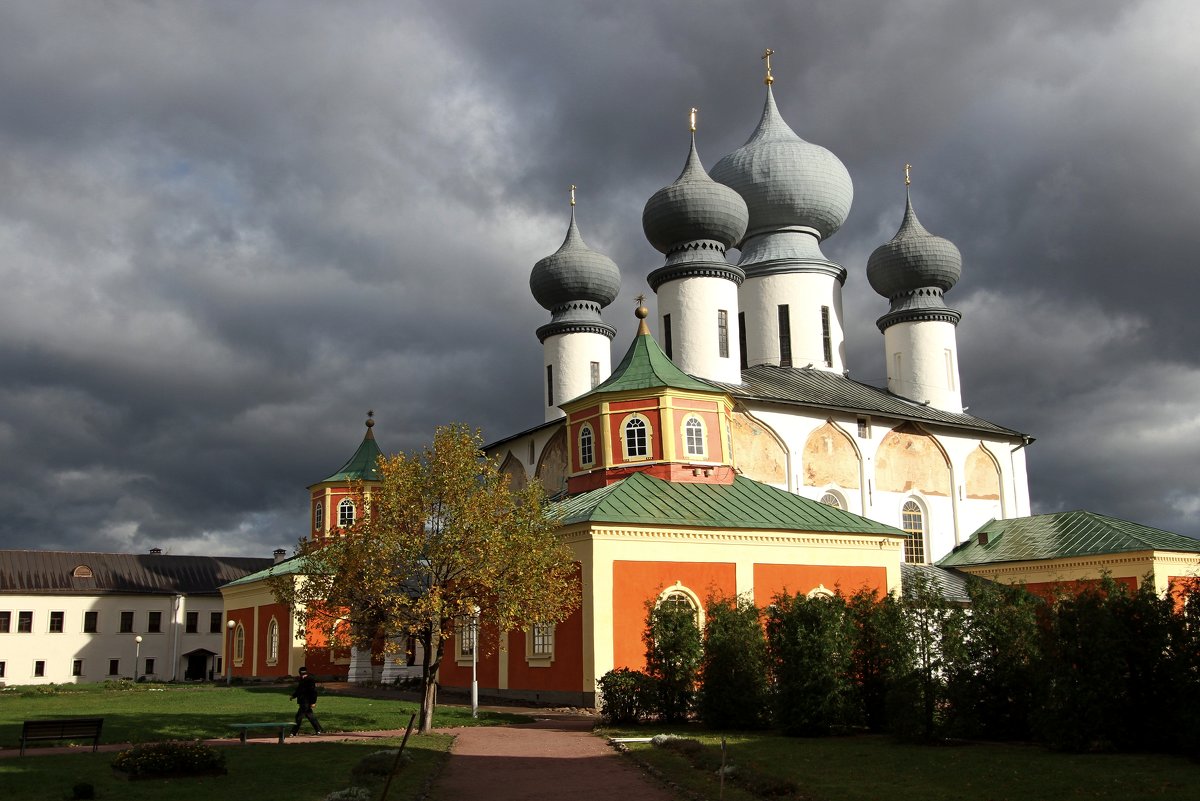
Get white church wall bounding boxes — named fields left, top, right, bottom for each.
left=740, top=273, right=845, bottom=372
left=883, top=319, right=962, bottom=412
left=656, top=277, right=742, bottom=384
left=542, top=331, right=611, bottom=422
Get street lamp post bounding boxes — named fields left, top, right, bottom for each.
left=134, top=635, right=143, bottom=683
left=226, top=619, right=237, bottom=686
left=471, top=605, right=480, bottom=719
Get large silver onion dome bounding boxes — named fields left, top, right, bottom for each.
left=867, top=192, right=962, bottom=299
left=711, top=86, right=853, bottom=241
left=642, top=135, right=749, bottom=254
left=530, top=209, right=621, bottom=311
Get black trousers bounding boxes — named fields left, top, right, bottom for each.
left=293, top=702, right=323, bottom=734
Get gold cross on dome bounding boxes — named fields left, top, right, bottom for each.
left=762, top=48, right=774, bottom=85
left=569, top=184, right=576, bottom=206
left=635, top=293, right=646, bottom=306
left=904, top=164, right=912, bottom=187
left=690, top=107, right=697, bottom=133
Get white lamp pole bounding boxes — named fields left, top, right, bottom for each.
left=471, top=605, right=480, bottom=719
left=134, top=635, right=143, bottom=683
left=226, top=619, right=237, bottom=686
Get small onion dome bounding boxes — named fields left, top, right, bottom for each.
left=642, top=135, right=749, bottom=254
left=867, top=192, right=962, bottom=300
left=530, top=209, right=621, bottom=311
left=711, top=86, right=853, bottom=241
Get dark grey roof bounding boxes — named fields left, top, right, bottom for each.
left=0, top=550, right=274, bottom=596
left=901, top=563, right=975, bottom=604
left=642, top=135, right=748, bottom=253
left=708, top=365, right=1027, bottom=439
left=868, top=193, right=962, bottom=300
left=530, top=210, right=621, bottom=312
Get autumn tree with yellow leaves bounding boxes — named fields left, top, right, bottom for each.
left=271, top=424, right=579, bottom=732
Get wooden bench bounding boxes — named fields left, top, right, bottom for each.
left=229, top=722, right=293, bottom=744
left=20, top=718, right=104, bottom=756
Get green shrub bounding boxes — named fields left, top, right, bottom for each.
left=350, top=748, right=411, bottom=783
left=111, top=741, right=226, bottom=778
left=698, top=594, right=770, bottom=729
left=644, top=600, right=702, bottom=722
left=766, top=592, right=857, bottom=735
left=598, top=667, right=655, bottom=724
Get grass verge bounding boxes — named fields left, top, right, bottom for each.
left=1, top=734, right=453, bottom=801
left=599, top=726, right=1200, bottom=801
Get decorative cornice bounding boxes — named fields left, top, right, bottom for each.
left=875, top=306, right=962, bottom=332
left=742, top=258, right=847, bottom=284
left=572, top=522, right=903, bottom=548
left=648, top=262, right=745, bottom=291
left=536, top=320, right=617, bottom=343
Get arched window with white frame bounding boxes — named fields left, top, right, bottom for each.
left=233, top=623, right=246, bottom=665
left=902, top=499, right=927, bottom=564
left=267, top=618, right=279, bottom=665
left=338, top=498, right=356, bottom=529
left=579, top=423, right=595, bottom=467
left=819, top=491, right=843, bottom=509
left=623, top=415, right=650, bottom=459
left=313, top=502, right=323, bottom=532
left=656, top=583, right=704, bottom=628
left=683, top=415, right=706, bottom=457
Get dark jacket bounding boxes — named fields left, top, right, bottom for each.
left=291, top=675, right=318, bottom=706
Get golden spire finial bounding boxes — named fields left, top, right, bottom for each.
left=762, top=48, right=774, bottom=85
left=904, top=164, right=912, bottom=187
left=569, top=184, right=576, bottom=207
left=689, top=107, right=697, bottom=133
left=634, top=295, right=650, bottom=335
left=635, top=293, right=646, bottom=306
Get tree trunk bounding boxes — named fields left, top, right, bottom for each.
left=419, top=626, right=444, bottom=734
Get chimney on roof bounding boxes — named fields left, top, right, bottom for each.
left=273, top=549, right=288, bottom=564
left=978, top=532, right=989, bottom=546
left=149, top=547, right=163, bottom=555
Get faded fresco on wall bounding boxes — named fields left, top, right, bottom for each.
left=802, top=421, right=860, bottom=488
left=535, top=427, right=569, bottom=496
left=875, top=424, right=951, bottom=496
left=498, top=451, right=528, bottom=491
left=730, top=411, right=787, bottom=485
left=965, top=444, right=1001, bottom=500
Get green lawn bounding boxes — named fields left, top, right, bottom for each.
left=601, top=727, right=1200, bottom=801
left=0, top=682, right=527, bottom=745
left=2, top=735, right=453, bottom=801
left=0, top=683, right=527, bottom=801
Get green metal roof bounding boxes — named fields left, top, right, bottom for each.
left=568, top=323, right=717, bottom=402
left=938, top=510, right=1200, bottom=568
left=554, top=471, right=904, bottom=535
left=319, top=428, right=384, bottom=483
left=221, top=554, right=309, bottom=588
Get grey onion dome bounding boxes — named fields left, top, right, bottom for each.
left=642, top=135, right=749, bottom=254
left=867, top=192, right=962, bottom=299
left=710, top=85, right=853, bottom=241
left=529, top=209, right=621, bottom=311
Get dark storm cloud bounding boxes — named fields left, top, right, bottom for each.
left=0, top=0, right=1196, bottom=558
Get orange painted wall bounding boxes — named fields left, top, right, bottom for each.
left=612, top=561, right=736, bottom=671
left=1023, top=575, right=1138, bottom=601
left=227, top=607, right=254, bottom=679
left=506, top=604, right=585, bottom=693
left=752, top=564, right=887, bottom=608
left=438, top=623, right=501, bottom=690
left=256, top=602, right=291, bottom=678
left=670, top=408, right=725, bottom=463
left=607, top=406, right=663, bottom=464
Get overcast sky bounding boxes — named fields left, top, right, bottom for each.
left=1, top=0, right=1197, bottom=558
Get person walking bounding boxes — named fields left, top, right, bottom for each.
left=290, top=666, right=324, bottom=735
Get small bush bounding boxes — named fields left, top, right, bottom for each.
left=111, top=741, right=226, bottom=778
left=323, top=788, right=372, bottom=801
left=598, top=667, right=655, bottom=724
left=350, top=748, right=410, bottom=783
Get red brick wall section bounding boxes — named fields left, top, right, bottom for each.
left=505, top=603, right=585, bottom=693
left=438, top=622, right=501, bottom=690
left=1023, top=576, right=1138, bottom=602
left=256, top=602, right=291, bottom=678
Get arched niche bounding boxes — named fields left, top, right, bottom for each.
left=534, top=427, right=568, bottom=496
left=802, top=421, right=860, bottom=489
left=730, top=411, right=786, bottom=485
left=498, top=451, right=528, bottom=491
left=875, top=423, right=951, bottom=496
left=965, top=444, right=1001, bottom=500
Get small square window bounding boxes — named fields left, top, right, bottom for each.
left=72, top=659, right=83, bottom=677
left=210, top=612, right=222, bottom=634
left=186, top=611, right=199, bottom=633
left=108, top=659, right=120, bottom=676
left=34, top=660, right=45, bottom=677
left=18, top=611, right=33, bottom=633
left=532, top=623, right=554, bottom=656
left=119, top=611, right=134, bottom=633
left=0, top=611, right=9, bottom=633
left=148, top=611, right=162, bottom=633
left=84, top=611, right=99, bottom=633
left=145, top=657, right=156, bottom=675
left=49, top=611, right=64, bottom=633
